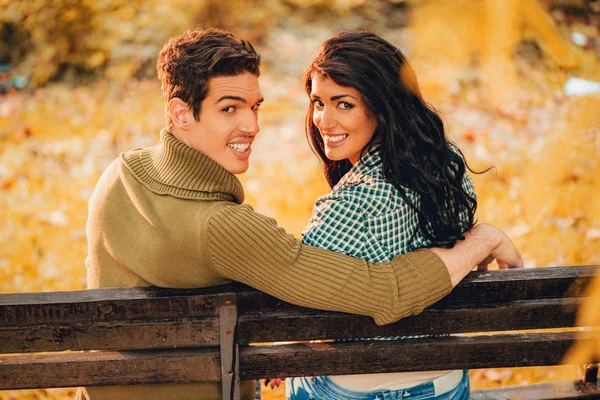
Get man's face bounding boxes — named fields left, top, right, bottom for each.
left=177, top=72, right=263, bottom=175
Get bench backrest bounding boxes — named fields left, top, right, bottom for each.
left=1, top=266, right=598, bottom=396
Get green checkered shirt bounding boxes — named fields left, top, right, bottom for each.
left=302, top=146, right=476, bottom=262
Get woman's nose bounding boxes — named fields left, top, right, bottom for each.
left=316, top=107, right=336, bottom=130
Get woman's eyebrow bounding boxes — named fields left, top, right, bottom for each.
left=331, top=94, right=356, bottom=101
left=310, top=94, right=357, bottom=101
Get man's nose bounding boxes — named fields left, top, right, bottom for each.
left=240, top=111, right=260, bottom=135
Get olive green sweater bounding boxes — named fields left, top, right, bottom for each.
left=79, top=129, right=452, bottom=400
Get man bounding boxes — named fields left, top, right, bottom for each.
left=79, top=28, right=522, bottom=400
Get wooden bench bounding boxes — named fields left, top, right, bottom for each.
left=1, top=265, right=599, bottom=400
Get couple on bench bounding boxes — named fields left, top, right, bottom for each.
left=80, top=27, right=523, bottom=400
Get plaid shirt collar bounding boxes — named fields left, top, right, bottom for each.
left=334, top=146, right=382, bottom=190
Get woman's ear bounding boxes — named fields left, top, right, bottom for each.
left=168, top=98, right=190, bottom=130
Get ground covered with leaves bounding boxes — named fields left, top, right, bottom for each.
left=1, top=1, right=600, bottom=399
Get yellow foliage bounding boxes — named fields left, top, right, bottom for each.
left=411, top=0, right=582, bottom=106
left=1, top=0, right=402, bottom=86
left=1, top=1, right=600, bottom=399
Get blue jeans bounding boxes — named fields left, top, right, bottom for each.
left=287, top=370, right=470, bottom=400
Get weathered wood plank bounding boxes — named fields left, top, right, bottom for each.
left=0, top=349, right=221, bottom=390
left=238, top=331, right=596, bottom=379
left=1, top=266, right=596, bottom=353
left=443, top=265, right=598, bottom=306
left=1, top=317, right=219, bottom=353
left=235, top=266, right=599, bottom=315
left=2, top=266, right=596, bottom=318
left=0, top=288, right=219, bottom=327
left=237, top=298, right=584, bottom=344
left=1, top=332, right=596, bottom=390
left=1, top=296, right=586, bottom=352
left=471, top=381, right=600, bottom=400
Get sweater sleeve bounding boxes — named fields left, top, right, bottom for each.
left=205, top=204, right=452, bottom=325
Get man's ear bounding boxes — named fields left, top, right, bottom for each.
left=168, top=98, right=190, bottom=130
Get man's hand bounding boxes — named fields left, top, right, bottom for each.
left=475, top=224, right=524, bottom=271
left=432, top=223, right=524, bottom=287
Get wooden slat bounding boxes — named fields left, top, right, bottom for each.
left=0, top=348, right=221, bottom=390
left=471, top=381, right=600, bottom=400
left=2, top=267, right=595, bottom=323
left=3, top=297, right=586, bottom=353
left=1, top=317, right=219, bottom=353
left=0, top=287, right=219, bottom=327
left=1, top=332, right=596, bottom=390
left=237, top=297, right=584, bottom=344
left=0, top=267, right=595, bottom=328
left=443, top=265, right=598, bottom=305
left=0, top=266, right=596, bottom=353
left=235, top=266, right=599, bottom=315
left=238, top=331, right=596, bottom=379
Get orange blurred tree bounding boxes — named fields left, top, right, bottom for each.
left=409, top=0, right=592, bottom=106
left=0, top=0, right=393, bottom=86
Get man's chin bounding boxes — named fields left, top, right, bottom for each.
left=225, top=162, right=249, bottom=175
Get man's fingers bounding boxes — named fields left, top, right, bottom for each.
left=505, top=253, right=524, bottom=268
left=491, top=233, right=524, bottom=269
left=477, top=256, right=494, bottom=271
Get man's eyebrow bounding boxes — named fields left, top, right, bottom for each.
left=216, top=95, right=246, bottom=104
left=215, top=96, right=265, bottom=105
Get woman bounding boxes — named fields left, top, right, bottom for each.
left=287, top=31, right=478, bottom=400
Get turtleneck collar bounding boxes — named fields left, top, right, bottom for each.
left=121, top=129, right=245, bottom=204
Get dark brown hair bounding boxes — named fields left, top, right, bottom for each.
left=156, top=28, right=260, bottom=125
left=304, top=30, right=479, bottom=248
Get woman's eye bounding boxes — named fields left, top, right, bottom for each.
left=339, top=102, right=354, bottom=110
left=313, top=100, right=324, bottom=108
left=252, top=104, right=261, bottom=111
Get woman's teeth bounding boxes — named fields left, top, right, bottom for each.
left=227, top=143, right=250, bottom=152
left=328, top=134, right=348, bottom=143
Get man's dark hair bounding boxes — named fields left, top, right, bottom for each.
left=157, top=28, right=261, bottom=125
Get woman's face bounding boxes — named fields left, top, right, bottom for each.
left=310, top=74, right=377, bottom=165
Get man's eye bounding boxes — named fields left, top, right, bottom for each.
left=252, top=104, right=261, bottom=111
left=222, top=106, right=235, bottom=113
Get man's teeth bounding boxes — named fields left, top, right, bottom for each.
left=227, top=143, right=250, bottom=152
left=328, top=134, right=348, bottom=143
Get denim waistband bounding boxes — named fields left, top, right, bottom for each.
left=287, top=370, right=470, bottom=400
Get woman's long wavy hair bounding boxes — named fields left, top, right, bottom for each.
left=304, top=31, right=480, bottom=248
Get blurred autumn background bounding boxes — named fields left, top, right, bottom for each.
left=1, top=0, right=599, bottom=398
